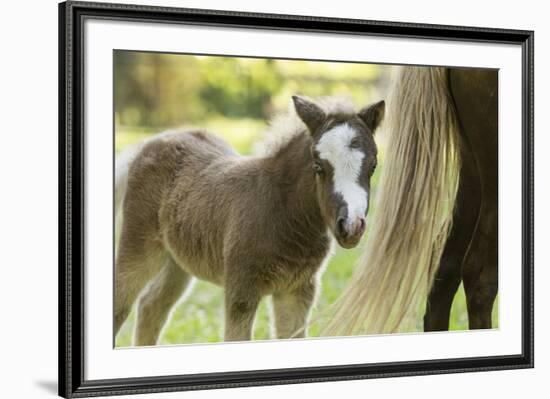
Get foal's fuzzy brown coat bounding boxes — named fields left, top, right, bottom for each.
left=115, top=96, right=384, bottom=344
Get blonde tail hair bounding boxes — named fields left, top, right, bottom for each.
left=323, top=66, right=461, bottom=335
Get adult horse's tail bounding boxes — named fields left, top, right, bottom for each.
left=324, top=66, right=461, bottom=335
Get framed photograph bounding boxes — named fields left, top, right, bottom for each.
left=59, top=1, right=534, bottom=397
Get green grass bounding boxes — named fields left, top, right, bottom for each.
left=115, top=121, right=498, bottom=347
left=115, top=243, right=499, bottom=347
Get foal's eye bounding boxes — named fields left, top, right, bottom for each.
left=350, top=138, right=361, bottom=149
left=313, top=161, right=323, bottom=175
left=370, top=161, right=377, bottom=175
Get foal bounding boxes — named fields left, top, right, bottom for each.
left=115, top=96, right=384, bottom=344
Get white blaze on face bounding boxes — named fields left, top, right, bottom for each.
left=315, top=123, right=368, bottom=224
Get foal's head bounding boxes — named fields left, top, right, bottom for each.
left=293, top=96, right=385, bottom=249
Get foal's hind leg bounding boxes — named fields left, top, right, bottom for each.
left=114, top=232, right=165, bottom=336
left=272, top=280, right=317, bottom=339
left=135, top=257, right=193, bottom=346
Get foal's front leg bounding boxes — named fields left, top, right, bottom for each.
left=272, top=279, right=317, bottom=339
left=224, top=283, right=261, bottom=342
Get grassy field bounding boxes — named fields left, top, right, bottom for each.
left=115, top=122, right=498, bottom=347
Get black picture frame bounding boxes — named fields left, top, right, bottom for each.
left=59, top=1, right=534, bottom=397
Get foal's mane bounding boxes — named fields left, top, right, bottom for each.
left=253, top=96, right=356, bottom=157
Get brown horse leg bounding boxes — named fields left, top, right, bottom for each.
left=462, top=198, right=498, bottom=329
left=424, top=143, right=481, bottom=331
left=448, top=68, right=499, bottom=330
left=423, top=246, right=462, bottom=331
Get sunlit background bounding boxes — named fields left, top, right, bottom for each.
left=114, top=51, right=497, bottom=346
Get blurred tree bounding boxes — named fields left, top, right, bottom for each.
left=114, top=50, right=388, bottom=132
left=198, top=57, right=283, bottom=119
left=115, top=51, right=203, bottom=127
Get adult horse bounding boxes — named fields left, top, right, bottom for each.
left=325, top=66, right=498, bottom=335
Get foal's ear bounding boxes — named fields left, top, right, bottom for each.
left=358, top=100, right=385, bottom=134
left=292, top=95, right=326, bottom=135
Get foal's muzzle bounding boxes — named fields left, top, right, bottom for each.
left=335, top=216, right=365, bottom=248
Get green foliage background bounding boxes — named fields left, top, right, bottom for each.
left=114, top=51, right=498, bottom=347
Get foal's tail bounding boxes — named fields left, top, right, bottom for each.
left=115, top=143, right=143, bottom=220
left=323, top=67, right=461, bottom=335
